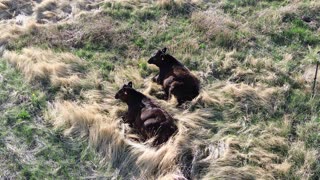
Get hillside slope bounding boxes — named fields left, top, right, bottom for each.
left=0, top=0, right=320, bottom=179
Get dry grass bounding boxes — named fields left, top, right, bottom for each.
left=191, top=9, right=253, bottom=48
left=0, top=20, right=38, bottom=44
left=0, top=0, right=106, bottom=47
left=3, top=48, right=101, bottom=95
left=192, top=9, right=237, bottom=39
left=220, top=83, right=285, bottom=115
left=2, top=49, right=224, bottom=178
left=30, top=13, right=115, bottom=49
left=1, top=45, right=305, bottom=179
left=1, top=0, right=320, bottom=179
left=20, top=52, right=293, bottom=178
left=45, top=93, right=216, bottom=179
left=288, top=141, right=319, bottom=179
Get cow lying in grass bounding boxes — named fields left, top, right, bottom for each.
left=148, top=48, right=200, bottom=106
left=115, top=82, right=178, bottom=146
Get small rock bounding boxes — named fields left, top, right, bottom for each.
left=15, top=14, right=28, bottom=25
left=302, top=15, right=312, bottom=23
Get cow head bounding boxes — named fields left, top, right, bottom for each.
left=115, top=82, right=133, bottom=102
left=147, top=47, right=167, bottom=66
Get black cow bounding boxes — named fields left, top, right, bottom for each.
left=115, top=82, right=177, bottom=145
left=148, top=48, right=200, bottom=106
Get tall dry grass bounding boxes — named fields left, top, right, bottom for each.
left=1, top=0, right=319, bottom=179
left=191, top=9, right=254, bottom=48
left=0, top=0, right=105, bottom=46
left=2, top=44, right=303, bottom=179
left=46, top=89, right=218, bottom=179
left=4, top=46, right=298, bottom=179
left=3, top=48, right=101, bottom=96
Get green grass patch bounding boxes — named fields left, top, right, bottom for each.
left=271, top=18, right=320, bottom=46
left=0, top=59, right=113, bottom=178
left=17, top=109, right=31, bottom=120
left=103, top=2, right=135, bottom=20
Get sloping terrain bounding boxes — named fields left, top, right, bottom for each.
left=0, top=0, right=320, bottom=179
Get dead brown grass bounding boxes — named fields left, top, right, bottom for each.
left=3, top=48, right=101, bottom=95
left=1, top=0, right=319, bottom=179
left=39, top=61, right=296, bottom=179
left=191, top=9, right=254, bottom=48
left=192, top=9, right=237, bottom=40
left=46, top=95, right=216, bottom=179
left=2, top=43, right=314, bottom=180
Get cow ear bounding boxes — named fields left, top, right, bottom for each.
left=162, top=47, right=167, bottom=54
left=160, top=48, right=167, bottom=60
left=128, top=81, right=133, bottom=88
left=160, top=53, right=165, bottom=60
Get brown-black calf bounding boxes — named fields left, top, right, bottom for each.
left=115, top=82, right=177, bottom=145
left=148, top=48, right=200, bottom=106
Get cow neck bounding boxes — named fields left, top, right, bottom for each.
left=161, top=54, right=183, bottom=67
left=126, top=89, right=145, bottom=107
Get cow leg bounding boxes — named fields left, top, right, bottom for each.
left=168, top=81, right=184, bottom=101
left=153, top=123, right=178, bottom=146
left=152, top=74, right=159, bottom=83
left=144, top=118, right=161, bottom=128
left=140, top=108, right=163, bottom=121
left=163, top=76, right=176, bottom=99
left=143, top=118, right=162, bottom=137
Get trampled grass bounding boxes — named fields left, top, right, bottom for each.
left=0, top=0, right=320, bottom=179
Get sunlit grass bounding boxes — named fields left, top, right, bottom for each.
left=1, top=0, right=320, bottom=179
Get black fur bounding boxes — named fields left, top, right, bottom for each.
left=148, top=48, right=200, bottom=106
left=115, top=82, right=178, bottom=145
